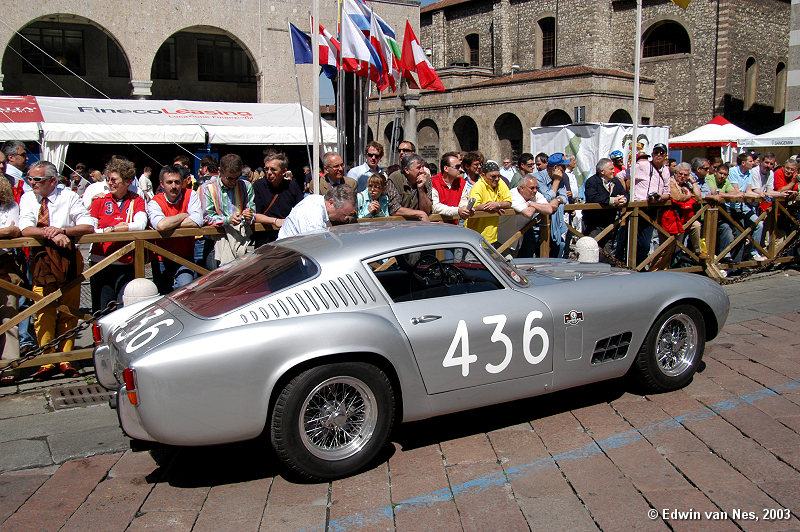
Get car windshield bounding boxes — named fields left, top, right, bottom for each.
left=480, top=240, right=528, bottom=286
left=169, top=244, right=319, bottom=317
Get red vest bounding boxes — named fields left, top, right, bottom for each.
left=431, top=174, right=465, bottom=224
left=152, top=191, right=195, bottom=261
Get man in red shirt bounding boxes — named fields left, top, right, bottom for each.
left=431, top=152, right=472, bottom=223
left=147, top=165, right=204, bottom=294
left=772, top=158, right=799, bottom=248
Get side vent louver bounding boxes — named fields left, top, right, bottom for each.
left=591, top=332, right=633, bottom=364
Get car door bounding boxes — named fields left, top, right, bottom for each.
left=366, top=245, right=555, bottom=394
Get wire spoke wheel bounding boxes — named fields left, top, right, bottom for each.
left=655, top=313, right=698, bottom=377
left=633, top=304, right=706, bottom=392
left=299, top=376, right=378, bottom=461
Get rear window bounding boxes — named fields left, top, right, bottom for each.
left=169, top=245, right=318, bottom=317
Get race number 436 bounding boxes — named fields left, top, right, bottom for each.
left=443, top=311, right=549, bottom=377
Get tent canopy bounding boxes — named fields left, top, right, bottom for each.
left=0, top=95, right=337, bottom=145
left=669, top=115, right=753, bottom=148
left=738, top=117, right=800, bottom=148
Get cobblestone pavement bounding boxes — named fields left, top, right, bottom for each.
left=1, top=270, right=800, bottom=531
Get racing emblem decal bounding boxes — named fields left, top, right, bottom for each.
left=564, top=310, right=584, bottom=325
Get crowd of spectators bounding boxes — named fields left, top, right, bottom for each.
left=1, top=137, right=799, bottom=383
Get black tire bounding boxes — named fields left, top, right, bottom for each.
left=270, top=362, right=395, bottom=481
left=633, top=304, right=706, bottom=393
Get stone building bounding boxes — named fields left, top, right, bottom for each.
left=0, top=0, right=416, bottom=105
left=371, top=0, right=790, bottom=166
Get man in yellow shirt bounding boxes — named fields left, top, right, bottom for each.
left=465, top=160, right=512, bottom=246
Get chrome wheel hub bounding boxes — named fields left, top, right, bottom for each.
left=655, top=313, right=698, bottom=377
left=300, top=376, right=377, bottom=460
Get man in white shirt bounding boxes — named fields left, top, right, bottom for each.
left=500, top=175, right=557, bottom=257
left=1, top=141, right=32, bottom=195
left=278, top=186, right=356, bottom=240
left=499, top=158, right=515, bottom=183
left=19, top=161, right=94, bottom=379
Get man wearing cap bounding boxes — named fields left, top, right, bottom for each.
left=465, top=160, right=512, bottom=246
left=632, top=143, right=671, bottom=264
left=534, top=153, right=571, bottom=257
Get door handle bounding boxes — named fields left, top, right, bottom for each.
left=411, top=315, right=441, bottom=325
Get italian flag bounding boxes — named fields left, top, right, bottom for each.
left=400, top=21, right=445, bottom=92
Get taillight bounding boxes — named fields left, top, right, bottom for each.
left=92, top=324, right=103, bottom=346
left=122, top=368, right=138, bottom=405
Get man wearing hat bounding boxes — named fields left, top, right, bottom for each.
left=465, top=160, right=512, bottom=246
left=534, top=153, right=571, bottom=257
left=610, top=150, right=627, bottom=181
left=631, top=142, right=671, bottom=264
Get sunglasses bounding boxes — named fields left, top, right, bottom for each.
left=366, top=153, right=381, bottom=159
left=398, top=148, right=413, bottom=153
left=29, top=176, right=51, bottom=183
left=450, top=164, right=462, bottom=170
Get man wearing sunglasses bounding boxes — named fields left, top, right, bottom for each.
left=690, top=157, right=713, bottom=198
left=1, top=141, right=32, bottom=198
left=347, top=141, right=385, bottom=192
left=431, top=152, right=472, bottom=223
left=19, top=161, right=94, bottom=379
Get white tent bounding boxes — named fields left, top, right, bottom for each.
left=669, top=116, right=753, bottom=148
left=668, top=115, right=753, bottom=163
left=738, top=117, right=800, bottom=148
left=0, top=96, right=337, bottom=171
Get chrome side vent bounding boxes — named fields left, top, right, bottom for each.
left=591, top=332, right=633, bottom=364
left=335, top=277, right=357, bottom=306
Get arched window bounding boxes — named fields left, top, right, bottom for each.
left=539, top=18, right=555, bottom=68
left=465, top=34, right=479, bottom=66
left=744, top=57, right=757, bottom=110
left=775, top=62, right=787, bottom=112
left=454, top=115, right=479, bottom=151
left=609, top=109, right=633, bottom=124
left=642, top=21, right=690, bottom=58
left=541, top=109, right=572, bottom=127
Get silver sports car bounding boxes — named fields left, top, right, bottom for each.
left=94, top=222, right=729, bottom=480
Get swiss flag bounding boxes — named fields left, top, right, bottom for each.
left=400, top=21, right=444, bottom=92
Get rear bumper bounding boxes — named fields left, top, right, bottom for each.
left=93, top=344, right=117, bottom=390
left=118, top=386, right=156, bottom=442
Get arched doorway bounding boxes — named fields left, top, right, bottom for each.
left=494, top=113, right=523, bottom=161
left=609, top=109, right=633, bottom=124
left=453, top=115, right=479, bottom=152
left=151, top=27, right=257, bottom=102
left=2, top=15, right=131, bottom=98
left=541, top=109, right=572, bottom=127
left=417, top=119, right=440, bottom=166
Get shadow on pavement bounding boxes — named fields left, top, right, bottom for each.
left=395, top=377, right=629, bottom=451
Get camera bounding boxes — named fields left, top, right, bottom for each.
left=648, top=192, right=661, bottom=201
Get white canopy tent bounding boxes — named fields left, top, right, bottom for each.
left=0, top=96, right=337, bottom=171
left=668, top=115, right=754, bottom=163
left=738, top=117, right=800, bottom=148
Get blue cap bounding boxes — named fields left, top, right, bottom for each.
left=609, top=150, right=624, bottom=159
left=547, top=153, right=570, bottom=167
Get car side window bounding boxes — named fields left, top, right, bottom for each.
left=369, top=247, right=503, bottom=303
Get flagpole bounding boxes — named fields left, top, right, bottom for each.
left=312, top=2, right=321, bottom=198
left=376, top=90, right=382, bottom=147
left=389, top=81, right=402, bottom=164
left=336, top=0, right=345, bottom=162
left=288, top=19, right=314, bottom=179
left=632, top=0, right=641, bottom=163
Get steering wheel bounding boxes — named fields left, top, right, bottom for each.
left=441, top=264, right=465, bottom=286
left=415, top=254, right=445, bottom=287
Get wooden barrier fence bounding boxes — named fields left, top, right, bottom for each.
left=1, top=196, right=797, bottom=365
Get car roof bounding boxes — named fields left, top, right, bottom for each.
left=275, top=222, right=485, bottom=263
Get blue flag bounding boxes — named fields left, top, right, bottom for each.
left=289, top=23, right=313, bottom=64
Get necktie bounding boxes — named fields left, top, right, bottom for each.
left=37, top=197, right=50, bottom=227
left=606, top=181, right=613, bottom=195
